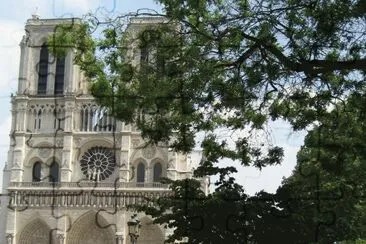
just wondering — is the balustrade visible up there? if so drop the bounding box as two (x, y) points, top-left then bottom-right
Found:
(7, 189), (172, 209)
(8, 181), (169, 189)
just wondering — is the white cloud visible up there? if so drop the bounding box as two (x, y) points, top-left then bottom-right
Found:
(240, 145), (300, 195)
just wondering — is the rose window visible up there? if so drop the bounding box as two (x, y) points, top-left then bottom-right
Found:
(80, 147), (116, 181)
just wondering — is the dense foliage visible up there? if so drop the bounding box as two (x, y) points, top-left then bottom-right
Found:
(50, 0), (365, 242)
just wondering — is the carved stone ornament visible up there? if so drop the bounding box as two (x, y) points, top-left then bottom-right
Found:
(116, 234), (123, 240)
(120, 162), (127, 169)
(27, 139), (34, 147)
(56, 233), (65, 244)
(167, 160), (174, 169)
(116, 234), (124, 244)
(12, 160), (20, 168)
(65, 102), (74, 111)
(38, 148), (51, 158)
(142, 145), (156, 159)
(132, 139), (140, 147)
(56, 139), (63, 147)
(80, 147), (116, 181)
(6, 233), (14, 244)
(116, 138), (122, 147)
(62, 160), (68, 168)
(74, 137), (82, 147)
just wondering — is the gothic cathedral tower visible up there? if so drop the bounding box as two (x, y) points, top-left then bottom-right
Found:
(0, 15), (207, 244)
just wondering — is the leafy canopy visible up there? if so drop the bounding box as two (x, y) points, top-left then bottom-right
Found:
(49, 0), (366, 242)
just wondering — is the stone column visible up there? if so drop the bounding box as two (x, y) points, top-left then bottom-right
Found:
(47, 53), (56, 95)
(10, 136), (26, 183)
(146, 167), (151, 183)
(6, 210), (16, 244)
(56, 233), (65, 244)
(65, 51), (74, 94)
(115, 233), (124, 244)
(61, 100), (74, 182)
(6, 233), (14, 244)
(18, 36), (29, 94)
(120, 135), (130, 182)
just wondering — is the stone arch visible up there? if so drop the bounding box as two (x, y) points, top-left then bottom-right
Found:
(24, 141), (55, 166)
(33, 36), (50, 47)
(23, 155), (43, 168)
(150, 158), (166, 182)
(66, 210), (115, 244)
(32, 161), (42, 182)
(79, 138), (114, 154)
(22, 156), (42, 182)
(131, 158), (147, 183)
(45, 156), (61, 166)
(73, 139), (118, 182)
(127, 216), (165, 244)
(137, 162), (145, 183)
(18, 218), (51, 244)
(153, 161), (163, 182)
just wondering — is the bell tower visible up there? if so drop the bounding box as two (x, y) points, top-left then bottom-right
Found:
(0, 16), (207, 244)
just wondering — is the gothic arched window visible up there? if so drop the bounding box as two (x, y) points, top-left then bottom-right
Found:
(140, 46), (149, 64)
(137, 163), (145, 183)
(37, 43), (48, 95)
(32, 162), (41, 182)
(55, 56), (65, 95)
(153, 162), (162, 182)
(50, 162), (59, 183)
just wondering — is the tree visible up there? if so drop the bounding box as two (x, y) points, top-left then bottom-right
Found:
(270, 92), (366, 243)
(49, 0), (365, 242)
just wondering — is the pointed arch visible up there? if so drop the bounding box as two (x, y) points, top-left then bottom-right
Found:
(38, 43), (48, 95)
(66, 210), (114, 244)
(140, 46), (149, 63)
(18, 218), (51, 244)
(55, 56), (65, 95)
(137, 162), (145, 183)
(32, 162), (41, 182)
(50, 161), (59, 183)
(153, 162), (162, 182)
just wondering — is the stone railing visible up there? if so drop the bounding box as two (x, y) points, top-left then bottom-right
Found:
(8, 181), (169, 189)
(7, 189), (173, 209)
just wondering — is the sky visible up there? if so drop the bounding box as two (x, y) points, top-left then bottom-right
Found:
(0, 0), (306, 195)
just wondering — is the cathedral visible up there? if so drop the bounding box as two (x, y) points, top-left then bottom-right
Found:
(0, 15), (207, 244)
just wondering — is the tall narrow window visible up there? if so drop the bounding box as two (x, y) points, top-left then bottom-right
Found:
(153, 163), (162, 182)
(34, 110), (42, 130)
(156, 50), (165, 74)
(50, 162), (59, 183)
(137, 163), (145, 183)
(140, 47), (149, 64)
(38, 43), (48, 95)
(32, 162), (41, 182)
(55, 57), (65, 95)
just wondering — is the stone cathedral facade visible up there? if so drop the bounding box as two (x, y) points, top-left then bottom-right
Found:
(0, 16), (207, 244)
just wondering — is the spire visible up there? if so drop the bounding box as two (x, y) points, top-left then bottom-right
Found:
(31, 7), (40, 20)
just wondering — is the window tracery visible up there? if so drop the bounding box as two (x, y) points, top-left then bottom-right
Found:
(153, 162), (162, 182)
(32, 162), (41, 182)
(79, 104), (115, 132)
(55, 56), (65, 95)
(50, 162), (59, 183)
(80, 147), (116, 181)
(137, 163), (145, 183)
(37, 43), (48, 95)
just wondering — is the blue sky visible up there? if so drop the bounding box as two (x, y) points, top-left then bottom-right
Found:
(0, 0), (306, 195)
